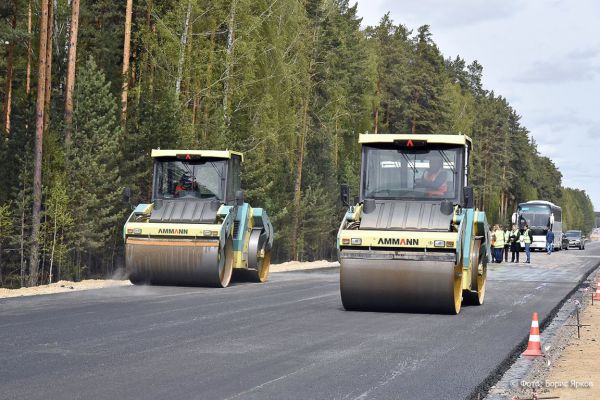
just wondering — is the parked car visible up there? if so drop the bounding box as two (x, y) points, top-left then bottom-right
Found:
(565, 230), (585, 250)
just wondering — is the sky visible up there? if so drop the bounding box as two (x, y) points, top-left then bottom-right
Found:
(354, 0), (600, 210)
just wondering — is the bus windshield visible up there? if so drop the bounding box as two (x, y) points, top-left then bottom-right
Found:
(518, 205), (551, 228)
(153, 159), (226, 200)
(362, 145), (461, 201)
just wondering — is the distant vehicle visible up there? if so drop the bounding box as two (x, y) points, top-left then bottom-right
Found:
(590, 228), (600, 241)
(565, 230), (585, 250)
(515, 200), (563, 251)
(559, 233), (570, 250)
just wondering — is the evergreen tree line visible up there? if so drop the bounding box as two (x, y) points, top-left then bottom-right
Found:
(0, 0), (595, 288)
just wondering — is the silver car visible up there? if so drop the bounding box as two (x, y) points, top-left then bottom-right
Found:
(565, 230), (585, 250)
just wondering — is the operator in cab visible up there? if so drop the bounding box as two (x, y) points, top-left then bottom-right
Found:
(418, 156), (448, 197)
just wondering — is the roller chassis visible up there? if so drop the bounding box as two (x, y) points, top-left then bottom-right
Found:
(337, 134), (491, 314)
(123, 149), (274, 287)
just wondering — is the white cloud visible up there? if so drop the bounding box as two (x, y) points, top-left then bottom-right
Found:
(378, 0), (523, 29)
(354, 0), (600, 209)
(514, 59), (600, 84)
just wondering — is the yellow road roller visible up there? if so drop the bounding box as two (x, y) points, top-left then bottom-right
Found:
(337, 134), (491, 314)
(123, 150), (273, 287)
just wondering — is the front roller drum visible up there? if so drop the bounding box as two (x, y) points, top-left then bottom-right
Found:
(126, 237), (233, 287)
(340, 258), (462, 314)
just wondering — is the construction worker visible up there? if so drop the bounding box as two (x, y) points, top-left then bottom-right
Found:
(522, 224), (533, 263)
(493, 224), (505, 263)
(509, 224), (520, 263)
(504, 226), (510, 262)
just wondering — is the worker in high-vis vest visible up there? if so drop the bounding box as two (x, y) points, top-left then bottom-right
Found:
(522, 224), (533, 263)
(493, 225), (505, 263)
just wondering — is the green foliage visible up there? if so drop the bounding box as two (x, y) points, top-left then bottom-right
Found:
(561, 188), (595, 235)
(66, 57), (124, 270)
(0, 0), (596, 284)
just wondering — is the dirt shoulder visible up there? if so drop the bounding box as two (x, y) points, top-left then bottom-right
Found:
(542, 294), (600, 399)
(269, 259), (337, 273)
(0, 260), (338, 299)
(0, 279), (132, 299)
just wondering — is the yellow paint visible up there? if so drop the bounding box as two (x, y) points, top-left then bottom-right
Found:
(151, 149), (244, 161)
(350, 204), (363, 220)
(338, 230), (458, 248)
(136, 203), (154, 214)
(358, 133), (471, 146)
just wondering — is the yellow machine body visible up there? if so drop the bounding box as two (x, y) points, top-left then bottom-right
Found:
(337, 134), (490, 314)
(123, 150), (273, 287)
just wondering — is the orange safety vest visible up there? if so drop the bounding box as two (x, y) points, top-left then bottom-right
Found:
(424, 171), (448, 196)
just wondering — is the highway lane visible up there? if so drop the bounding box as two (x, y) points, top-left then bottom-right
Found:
(1, 242), (599, 400)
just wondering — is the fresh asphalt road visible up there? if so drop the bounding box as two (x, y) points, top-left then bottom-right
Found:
(2, 243), (600, 400)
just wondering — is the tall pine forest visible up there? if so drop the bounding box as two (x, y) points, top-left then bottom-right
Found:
(0, 0), (595, 287)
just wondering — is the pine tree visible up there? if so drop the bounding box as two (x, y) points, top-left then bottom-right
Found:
(66, 57), (123, 274)
(405, 25), (448, 134)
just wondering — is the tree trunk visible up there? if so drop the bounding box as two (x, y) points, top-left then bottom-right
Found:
(121, 0), (133, 126)
(290, 97), (309, 261)
(43, 0), (54, 131)
(373, 79), (380, 134)
(29, 0), (50, 287)
(49, 210), (57, 284)
(2, 2), (16, 136)
(202, 24), (216, 140)
(0, 240), (3, 287)
(175, 0), (192, 96)
(64, 0), (80, 146)
(223, 0), (237, 128)
(20, 195), (26, 287)
(26, 0), (32, 95)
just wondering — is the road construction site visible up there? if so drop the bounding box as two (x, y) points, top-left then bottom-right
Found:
(1, 242), (598, 400)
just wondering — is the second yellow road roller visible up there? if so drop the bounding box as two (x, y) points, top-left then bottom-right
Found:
(337, 134), (491, 314)
(123, 149), (273, 287)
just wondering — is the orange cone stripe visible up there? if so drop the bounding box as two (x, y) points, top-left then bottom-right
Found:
(523, 312), (543, 357)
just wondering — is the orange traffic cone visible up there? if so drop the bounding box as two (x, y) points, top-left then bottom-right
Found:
(594, 279), (600, 301)
(522, 312), (543, 357)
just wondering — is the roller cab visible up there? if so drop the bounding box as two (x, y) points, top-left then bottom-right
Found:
(124, 150), (273, 287)
(337, 134), (490, 314)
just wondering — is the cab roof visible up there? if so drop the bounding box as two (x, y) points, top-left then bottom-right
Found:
(359, 133), (472, 146)
(151, 149), (244, 161)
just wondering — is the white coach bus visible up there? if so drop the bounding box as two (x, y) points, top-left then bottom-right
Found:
(514, 200), (563, 251)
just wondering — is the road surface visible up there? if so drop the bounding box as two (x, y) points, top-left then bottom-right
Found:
(1, 243), (599, 400)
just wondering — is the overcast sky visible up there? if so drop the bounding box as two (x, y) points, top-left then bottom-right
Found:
(355, 0), (600, 210)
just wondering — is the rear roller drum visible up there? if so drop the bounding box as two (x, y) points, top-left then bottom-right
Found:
(216, 235), (234, 288)
(246, 230), (271, 283)
(463, 240), (486, 306)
